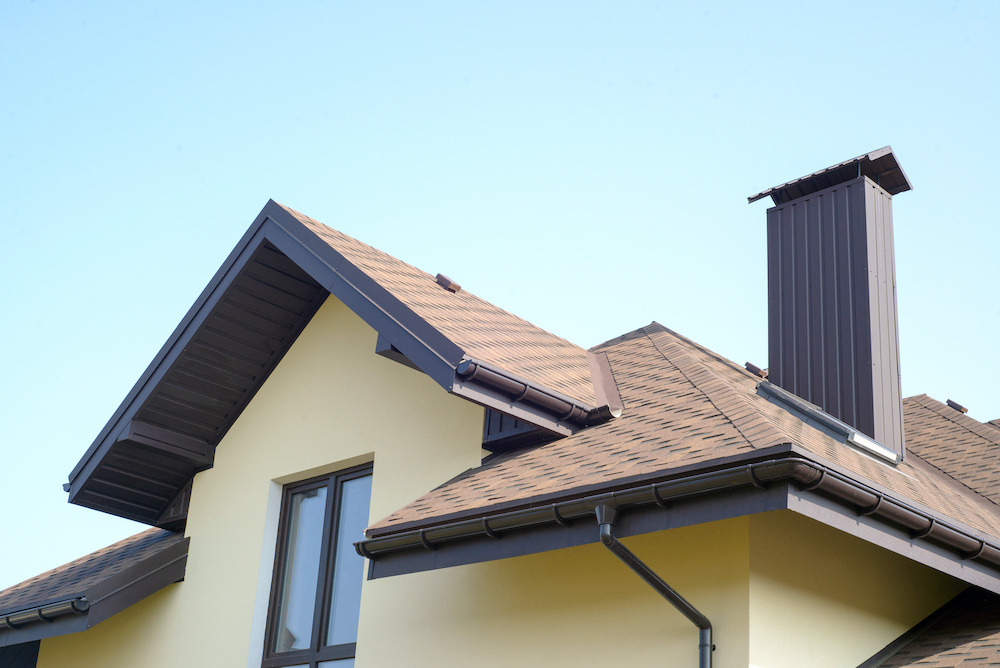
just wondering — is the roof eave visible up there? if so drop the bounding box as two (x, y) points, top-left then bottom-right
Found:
(357, 453), (1000, 594)
(0, 536), (188, 648)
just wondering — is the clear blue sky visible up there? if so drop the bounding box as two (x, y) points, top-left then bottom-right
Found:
(1, 1), (997, 590)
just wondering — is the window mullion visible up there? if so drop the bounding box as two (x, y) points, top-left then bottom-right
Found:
(309, 477), (338, 654)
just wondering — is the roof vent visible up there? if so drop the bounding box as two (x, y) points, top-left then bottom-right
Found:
(946, 399), (969, 414)
(435, 273), (461, 293)
(745, 362), (768, 379)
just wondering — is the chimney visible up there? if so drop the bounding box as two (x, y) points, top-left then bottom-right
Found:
(748, 147), (912, 458)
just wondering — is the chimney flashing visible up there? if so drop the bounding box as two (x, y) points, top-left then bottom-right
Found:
(757, 381), (899, 465)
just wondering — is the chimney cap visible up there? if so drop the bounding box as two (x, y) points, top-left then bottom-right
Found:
(748, 146), (913, 206)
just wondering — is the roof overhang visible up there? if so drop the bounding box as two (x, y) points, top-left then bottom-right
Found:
(748, 146), (912, 205)
(67, 201), (613, 526)
(0, 536), (188, 648)
(357, 451), (1000, 595)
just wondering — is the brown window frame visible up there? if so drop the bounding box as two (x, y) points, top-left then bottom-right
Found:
(262, 463), (373, 668)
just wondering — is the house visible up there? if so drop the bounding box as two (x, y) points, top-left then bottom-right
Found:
(2, 148), (1000, 667)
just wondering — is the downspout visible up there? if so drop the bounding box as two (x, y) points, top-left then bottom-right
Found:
(595, 504), (713, 668)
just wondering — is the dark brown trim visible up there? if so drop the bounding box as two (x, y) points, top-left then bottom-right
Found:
(116, 419), (214, 470)
(589, 351), (624, 417)
(367, 444), (799, 538)
(358, 454), (1000, 594)
(748, 146), (912, 205)
(0, 537), (188, 648)
(67, 200), (607, 525)
(263, 464), (372, 667)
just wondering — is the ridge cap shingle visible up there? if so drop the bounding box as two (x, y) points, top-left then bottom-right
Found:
(908, 394), (1000, 446)
(640, 325), (790, 450)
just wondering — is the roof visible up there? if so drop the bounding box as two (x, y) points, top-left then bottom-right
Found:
(360, 324), (1000, 591)
(66, 201), (614, 527)
(0, 528), (187, 647)
(367, 324), (1000, 538)
(285, 207), (597, 405)
(747, 146), (912, 205)
(904, 395), (1000, 505)
(862, 588), (1000, 667)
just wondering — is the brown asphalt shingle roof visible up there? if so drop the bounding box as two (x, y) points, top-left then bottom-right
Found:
(873, 588), (1000, 667)
(368, 323), (1000, 540)
(282, 205), (597, 406)
(905, 395), (1000, 506)
(0, 528), (183, 616)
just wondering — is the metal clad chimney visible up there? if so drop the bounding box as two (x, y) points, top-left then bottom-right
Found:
(748, 148), (912, 458)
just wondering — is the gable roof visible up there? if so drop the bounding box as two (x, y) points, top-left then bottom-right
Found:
(0, 529), (187, 648)
(65, 201), (616, 527)
(359, 323), (1000, 592)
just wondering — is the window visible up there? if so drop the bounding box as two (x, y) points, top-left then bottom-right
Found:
(263, 465), (373, 668)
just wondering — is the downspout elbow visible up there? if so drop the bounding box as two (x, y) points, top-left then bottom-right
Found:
(594, 504), (713, 667)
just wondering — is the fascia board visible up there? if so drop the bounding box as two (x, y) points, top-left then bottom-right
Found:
(0, 537), (188, 647)
(788, 490), (1000, 596)
(84, 537), (189, 628)
(0, 613), (89, 648)
(67, 206), (277, 492)
(68, 200), (468, 505)
(264, 209), (599, 434)
(369, 483), (790, 578)
(260, 208), (465, 390)
(361, 452), (1000, 595)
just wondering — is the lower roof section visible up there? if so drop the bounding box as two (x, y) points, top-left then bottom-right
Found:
(861, 587), (1000, 666)
(359, 453), (1000, 595)
(0, 529), (187, 648)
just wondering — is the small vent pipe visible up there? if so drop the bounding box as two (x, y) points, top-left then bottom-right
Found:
(595, 504), (713, 667)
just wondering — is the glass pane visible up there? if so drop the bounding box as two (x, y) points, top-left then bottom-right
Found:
(325, 475), (372, 646)
(273, 485), (328, 653)
(319, 661), (355, 667)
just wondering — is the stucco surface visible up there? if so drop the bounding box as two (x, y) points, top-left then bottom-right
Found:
(37, 296), (484, 668)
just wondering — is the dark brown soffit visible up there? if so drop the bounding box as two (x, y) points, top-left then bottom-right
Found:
(66, 201), (612, 526)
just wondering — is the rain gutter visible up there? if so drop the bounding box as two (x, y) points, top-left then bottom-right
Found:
(0, 598), (89, 631)
(356, 456), (1000, 573)
(454, 358), (621, 428)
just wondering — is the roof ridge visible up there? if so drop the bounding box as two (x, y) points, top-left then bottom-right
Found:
(640, 325), (789, 450)
(910, 394), (1000, 446)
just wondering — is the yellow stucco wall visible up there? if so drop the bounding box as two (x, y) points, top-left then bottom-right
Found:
(748, 511), (965, 668)
(37, 296), (485, 667)
(34, 297), (966, 668)
(357, 517), (752, 668)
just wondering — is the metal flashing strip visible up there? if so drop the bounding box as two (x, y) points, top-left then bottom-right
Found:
(356, 456), (1000, 586)
(757, 381), (899, 464)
